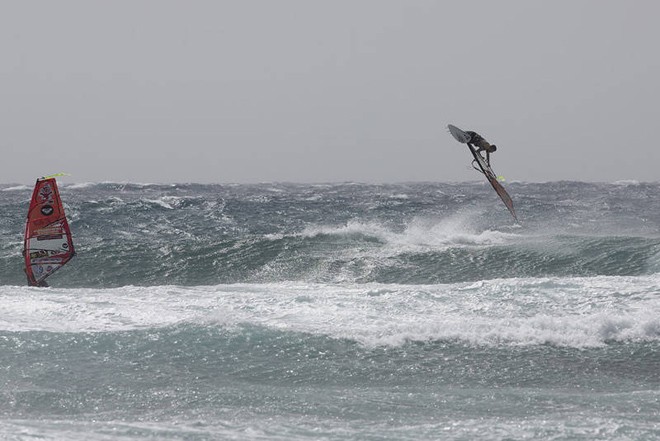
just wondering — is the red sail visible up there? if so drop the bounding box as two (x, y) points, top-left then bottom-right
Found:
(23, 178), (75, 286)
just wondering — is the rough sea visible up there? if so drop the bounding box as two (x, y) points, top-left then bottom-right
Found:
(0, 181), (658, 440)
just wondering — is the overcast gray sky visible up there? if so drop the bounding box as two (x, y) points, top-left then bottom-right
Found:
(1, 0), (659, 184)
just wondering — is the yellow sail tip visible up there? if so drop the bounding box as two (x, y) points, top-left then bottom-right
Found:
(39, 173), (71, 180)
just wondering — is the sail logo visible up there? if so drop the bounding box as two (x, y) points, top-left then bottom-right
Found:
(30, 250), (59, 259)
(38, 184), (54, 203)
(35, 222), (64, 236)
(41, 205), (54, 216)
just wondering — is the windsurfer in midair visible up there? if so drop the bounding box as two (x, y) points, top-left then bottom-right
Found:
(465, 131), (497, 165)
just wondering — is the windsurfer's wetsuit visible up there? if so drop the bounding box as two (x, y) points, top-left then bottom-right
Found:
(465, 131), (496, 153)
(465, 131), (497, 165)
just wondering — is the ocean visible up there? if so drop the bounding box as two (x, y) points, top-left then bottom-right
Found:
(0, 181), (658, 440)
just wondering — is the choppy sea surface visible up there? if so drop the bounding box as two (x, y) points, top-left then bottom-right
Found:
(1, 181), (659, 440)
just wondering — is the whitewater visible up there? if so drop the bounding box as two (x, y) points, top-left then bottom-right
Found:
(1, 181), (658, 440)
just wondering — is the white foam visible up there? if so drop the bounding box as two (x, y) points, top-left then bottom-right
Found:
(1, 185), (30, 192)
(300, 221), (392, 241)
(144, 198), (174, 209)
(141, 195), (196, 210)
(612, 180), (641, 186)
(64, 182), (96, 189)
(1, 275), (658, 348)
(299, 215), (520, 251)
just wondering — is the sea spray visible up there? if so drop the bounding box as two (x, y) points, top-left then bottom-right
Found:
(1, 182), (659, 440)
